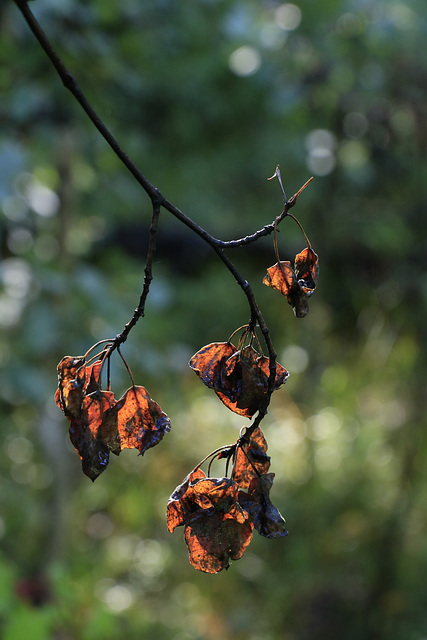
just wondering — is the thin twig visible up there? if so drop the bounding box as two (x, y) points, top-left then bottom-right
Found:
(268, 165), (287, 202)
(114, 200), (161, 347)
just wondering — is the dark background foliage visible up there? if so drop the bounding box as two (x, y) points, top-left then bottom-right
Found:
(1, 0), (427, 638)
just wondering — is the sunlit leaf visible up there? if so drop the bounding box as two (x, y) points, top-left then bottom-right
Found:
(55, 356), (86, 418)
(263, 247), (319, 318)
(167, 473), (254, 573)
(295, 247), (319, 295)
(185, 510), (253, 573)
(189, 342), (237, 388)
(189, 343), (288, 418)
(167, 468), (207, 532)
(114, 385), (171, 454)
(68, 385), (171, 480)
(233, 426), (271, 489)
(221, 347), (289, 417)
(56, 353), (171, 480)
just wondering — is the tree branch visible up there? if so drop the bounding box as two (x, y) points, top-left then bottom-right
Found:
(13, 0), (311, 421)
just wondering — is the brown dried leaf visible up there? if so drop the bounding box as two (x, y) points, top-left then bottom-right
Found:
(221, 347), (289, 417)
(69, 390), (116, 481)
(114, 385), (171, 454)
(167, 468), (207, 532)
(295, 246), (319, 295)
(167, 474), (254, 573)
(221, 348), (268, 417)
(56, 353), (171, 480)
(185, 511), (253, 574)
(189, 477), (248, 522)
(240, 473), (288, 539)
(263, 260), (296, 297)
(75, 385), (171, 479)
(190, 343), (288, 418)
(55, 356), (86, 418)
(189, 342), (237, 388)
(263, 247), (319, 318)
(233, 426), (271, 489)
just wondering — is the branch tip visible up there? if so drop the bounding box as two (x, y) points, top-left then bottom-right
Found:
(288, 176), (314, 206)
(267, 165), (280, 181)
(268, 165), (287, 203)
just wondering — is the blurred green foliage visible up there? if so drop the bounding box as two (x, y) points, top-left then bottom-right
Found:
(1, 0), (427, 638)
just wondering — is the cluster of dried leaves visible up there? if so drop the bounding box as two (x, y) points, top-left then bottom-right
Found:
(55, 354), (170, 481)
(167, 427), (287, 573)
(162, 332), (289, 572)
(167, 221), (319, 571)
(55, 189), (319, 573)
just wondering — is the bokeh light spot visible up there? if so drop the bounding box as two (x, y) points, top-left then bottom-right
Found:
(86, 512), (114, 540)
(102, 583), (134, 612)
(6, 435), (34, 464)
(1, 258), (34, 300)
(305, 129), (337, 176)
(343, 112), (369, 139)
(229, 46), (261, 76)
(338, 140), (369, 169)
(18, 173), (60, 217)
(7, 227), (33, 255)
(281, 344), (309, 374)
(275, 4), (302, 31)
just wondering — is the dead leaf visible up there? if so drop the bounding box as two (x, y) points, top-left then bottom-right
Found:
(189, 343), (288, 418)
(167, 473), (253, 573)
(263, 247), (319, 318)
(185, 510), (253, 573)
(56, 355), (171, 480)
(114, 385), (171, 454)
(233, 426), (271, 490)
(167, 468), (207, 532)
(240, 473), (288, 539)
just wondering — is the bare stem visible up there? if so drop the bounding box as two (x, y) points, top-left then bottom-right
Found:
(268, 165), (287, 203)
(113, 201), (161, 348)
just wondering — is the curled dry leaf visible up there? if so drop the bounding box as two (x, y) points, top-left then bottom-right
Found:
(55, 356), (86, 418)
(263, 247), (319, 318)
(168, 432), (287, 573)
(70, 390), (116, 480)
(167, 471), (253, 573)
(189, 342), (288, 418)
(239, 473), (288, 539)
(166, 468), (207, 533)
(184, 510), (253, 574)
(233, 426), (271, 490)
(56, 356), (171, 480)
